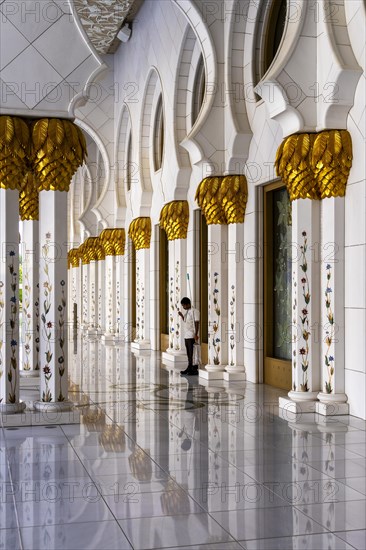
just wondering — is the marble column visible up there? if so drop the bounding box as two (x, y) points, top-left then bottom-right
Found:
(122, 239), (133, 343)
(87, 259), (98, 334)
(131, 248), (151, 350)
(20, 219), (40, 377)
(97, 257), (105, 333)
(200, 225), (229, 381)
(102, 254), (116, 342)
(279, 199), (321, 415)
(115, 254), (124, 343)
(34, 190), (72, 412)
(162, 239), (188, 365)
(224, 223), (245, 381)
(80, 260), (89, 331)
(0, 189), (26, 413)
(317, 197), (348, 414)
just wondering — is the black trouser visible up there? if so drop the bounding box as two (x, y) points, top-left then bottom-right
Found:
(185, 338), (195, 367)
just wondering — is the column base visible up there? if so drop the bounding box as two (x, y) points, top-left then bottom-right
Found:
(223, 367), (246, 381)
(34, 400), (74, 412)
(162, 350), (187, 365)
(87, 327), (99, 335)
(317, 391), (348, 403)
(1, 406), (80, 427)
(102, 333), (116, 343)
(279, 397), (317, 420)
(288, 390), (319, 402)
(131, 340), (151, 350)
(20, 370), (40, 378)
(316, 401), (349, 416)
(199, 367), (225, 381)
(0, 401), (26, 415)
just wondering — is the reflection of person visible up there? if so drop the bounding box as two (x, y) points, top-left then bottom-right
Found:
(178, 297), (200, 376)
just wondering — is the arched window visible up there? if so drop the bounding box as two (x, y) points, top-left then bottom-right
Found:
(153, 95), (164, 171)
(255, 0), (288, 88)
(126, 132), (132, 191)
(192, 54), (206, 126)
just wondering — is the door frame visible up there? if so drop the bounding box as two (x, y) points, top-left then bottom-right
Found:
(263, 180), (292, 390)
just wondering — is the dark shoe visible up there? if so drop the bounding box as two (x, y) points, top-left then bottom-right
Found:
(180, 366), (191, 375)
(190, 366), (199, 376)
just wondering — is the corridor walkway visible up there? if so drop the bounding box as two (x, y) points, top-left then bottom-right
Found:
(1, 338), (365, 549)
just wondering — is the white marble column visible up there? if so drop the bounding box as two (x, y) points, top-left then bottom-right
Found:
(317, 197), (348, 414)
(20, 220), (40, 377)
(80, 261), (89, 330)
(69, 258), (81, 333)
(200, 225), (229, 381)
(35, 190), (72, 412)
(131, 248), (151, 350)
(97, 258), (105, 334)
(114, 253), (125, 343)
(87, 259), (98, 334)
(122, 239), (133, 343)
(280, 199), (321, 415)
(102, 254), (116, 342)
(162, 238), (188, 365)
(224, 223), (245, 381)
(0, 189), (26, 413)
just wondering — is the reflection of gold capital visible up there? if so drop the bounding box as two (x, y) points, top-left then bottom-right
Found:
(82, 406), (106, 432)
(160, 478), (191, 516)
(195, 175), (248, 224)
(159, 200), (189, 240)
(128, 217), (151, 250)
(275, 130), (352, 201)
(128, 448), (152, 481)
(99, 424), (126, 453)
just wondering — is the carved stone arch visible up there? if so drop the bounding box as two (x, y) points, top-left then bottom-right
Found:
(140, 67), (162, 193)
(115, 104), (133, 209)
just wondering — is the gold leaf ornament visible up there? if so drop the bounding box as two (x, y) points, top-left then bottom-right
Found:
(128, 217), (151, 250)
(195, 176), (248, 224)
(275, 130), (352, 201)
(112, 229), (126, 255)
(159, 200), (189, 240)
(67, 249), (80, 269)
(0, 116), (30, 190)
(99, 229), (116, 256)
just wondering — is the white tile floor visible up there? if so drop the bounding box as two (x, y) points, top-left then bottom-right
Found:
(1, 339), (366, 549)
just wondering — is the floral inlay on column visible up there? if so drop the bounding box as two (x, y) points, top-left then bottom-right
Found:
(116, 280), (120, 334)
(169, 276), (174, 349)
(8, 250), (18, 403)
(174, 261), (181, 351)
(229, 285), (236, 367)
(292, 272), (297, 390)
(83, 276), (88, 325)
(298, 231), (310, 392)
(22, 263), (32, 371)
(90, 281), (96, 326)
(136, 266), (140, 340)
(57, 280), (66, 401)
(0, 280), (4, 401)
(211, 272), (221, 365)
(107, 267), (112, 331)
(324, 264), (334, 394)
(41, 237), (53, 402)
(35, 284), (40, 370)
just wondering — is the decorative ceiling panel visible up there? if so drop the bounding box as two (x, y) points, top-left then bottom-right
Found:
(73, 0), (136, 54)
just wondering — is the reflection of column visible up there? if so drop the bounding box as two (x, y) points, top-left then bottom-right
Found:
(224, 223), (245, 381)
(20, 219), (40, 377)
(35, 190), (72, 412)
(280, 200), (321, 414)
(317, 198), (348, 414)
(0, 189), (26, 414)
(131, 249), (150, 350)
(200, 225), (228, 380)
(162, 240), (187, 365)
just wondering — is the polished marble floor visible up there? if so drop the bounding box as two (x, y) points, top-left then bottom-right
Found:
(1, 338), (366, 549)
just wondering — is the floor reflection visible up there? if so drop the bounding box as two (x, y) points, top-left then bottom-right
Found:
(0, 337), (365, 549)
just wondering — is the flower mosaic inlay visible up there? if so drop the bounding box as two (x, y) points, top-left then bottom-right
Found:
(324, 264), (335, 394)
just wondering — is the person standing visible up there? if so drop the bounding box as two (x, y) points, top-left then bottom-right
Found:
(178, 297), (200, 376)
